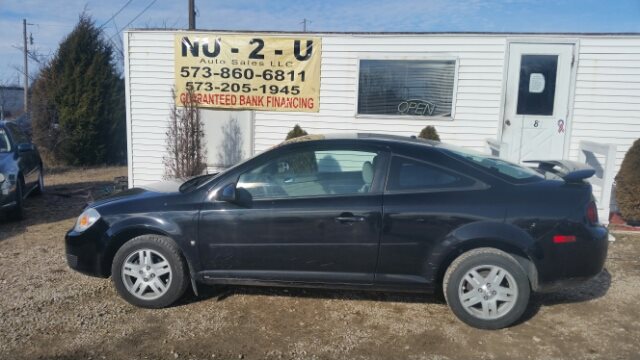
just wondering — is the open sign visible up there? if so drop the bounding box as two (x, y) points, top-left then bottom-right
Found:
(397, 99), (436, 116)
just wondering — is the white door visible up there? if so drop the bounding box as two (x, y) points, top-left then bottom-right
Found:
(501, 43), (574, 162)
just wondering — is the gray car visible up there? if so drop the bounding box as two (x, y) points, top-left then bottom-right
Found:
(0, 121), (44, 220)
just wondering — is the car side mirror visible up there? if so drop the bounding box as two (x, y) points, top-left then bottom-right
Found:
(217, 183), (253, 206)
(218, 183), (237, 202)
(17, 143), (34, 153)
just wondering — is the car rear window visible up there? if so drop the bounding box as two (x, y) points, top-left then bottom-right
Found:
(438, 144), (544, 182)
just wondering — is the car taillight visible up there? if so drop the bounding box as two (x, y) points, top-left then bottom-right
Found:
(553, 235), (577, 244)
(586, 201), (598, 225)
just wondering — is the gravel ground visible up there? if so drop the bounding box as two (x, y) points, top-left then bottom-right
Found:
(1, 167), (639, 360)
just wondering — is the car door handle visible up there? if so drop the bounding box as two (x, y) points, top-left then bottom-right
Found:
(335, 213), (365, 223)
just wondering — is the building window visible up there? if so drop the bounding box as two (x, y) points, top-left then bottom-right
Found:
(516, 55), (558, 116)
(358, 59), (456, 117)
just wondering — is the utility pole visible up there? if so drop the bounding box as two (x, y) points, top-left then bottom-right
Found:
(188, 0), (196, 30)
(300, 18), (311, 32)
(22, 18), (28, 114)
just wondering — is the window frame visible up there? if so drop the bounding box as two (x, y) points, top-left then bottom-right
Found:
(355, 55), (459, 121)
(223, 142), (390, 202)
(383, 154), (487, 195)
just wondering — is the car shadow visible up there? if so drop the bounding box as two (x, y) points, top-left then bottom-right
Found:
(176, 282), (446, 307)
(516, 268), (612, 325)
(0, 180), (114, 241)
(176, 269), (611, 323)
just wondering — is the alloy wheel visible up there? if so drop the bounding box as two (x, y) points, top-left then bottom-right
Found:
(458, 264), (518, 320)
(121, 249), (173, 300)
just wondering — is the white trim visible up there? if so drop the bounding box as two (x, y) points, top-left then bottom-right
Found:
(563, 40), (580, 160)
(128, 29), (640, 40)
(353, 55), (459, 120)
(123, 31), (134, 188)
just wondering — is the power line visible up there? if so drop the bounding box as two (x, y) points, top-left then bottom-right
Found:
(108, 0), (158, 42)
(99, 0), (135, 29)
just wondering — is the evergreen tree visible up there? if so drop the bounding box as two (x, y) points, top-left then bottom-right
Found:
(31, 14), (125, 165)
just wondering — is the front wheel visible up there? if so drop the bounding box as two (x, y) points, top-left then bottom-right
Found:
(112, 235), (189, 308)
(443, 248), (530, 329)
(7, 178), (24, 221)
(32, 167), (44, 196)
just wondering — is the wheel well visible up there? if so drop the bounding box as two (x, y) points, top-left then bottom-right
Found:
(100, 228), (172, 276)
(436, 238), (538, 290)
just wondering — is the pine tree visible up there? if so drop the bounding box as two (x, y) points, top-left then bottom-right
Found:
(31, 14), (125, 165)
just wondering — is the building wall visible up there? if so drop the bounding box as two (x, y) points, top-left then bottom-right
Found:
(125, 30), (640, 187)
(571, 38), (640, 170)
(251, 35), (506, 156)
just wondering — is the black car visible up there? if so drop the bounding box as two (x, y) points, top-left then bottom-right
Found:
(65, 134), (608, 329)
(0, 120), (44, 220)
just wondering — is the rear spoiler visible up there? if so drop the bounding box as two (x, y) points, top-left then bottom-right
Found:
(523, 160), (595, 182)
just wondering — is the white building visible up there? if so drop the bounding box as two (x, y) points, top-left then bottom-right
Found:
(124, 30), (640, 220)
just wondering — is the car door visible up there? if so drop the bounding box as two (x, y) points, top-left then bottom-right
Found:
(197, 143), (387, 284)
(377, 154), (502, 288)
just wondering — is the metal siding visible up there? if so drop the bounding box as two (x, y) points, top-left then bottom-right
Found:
(125, 31), (640, 185)
(253, 35), (506, 155)
(571, 38), (640, 170)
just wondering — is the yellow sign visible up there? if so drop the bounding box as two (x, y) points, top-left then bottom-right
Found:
(174, 33), (321, 112)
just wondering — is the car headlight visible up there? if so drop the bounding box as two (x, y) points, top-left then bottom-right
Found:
(74, 208), (101, 232)
(0, 173), (5, 183)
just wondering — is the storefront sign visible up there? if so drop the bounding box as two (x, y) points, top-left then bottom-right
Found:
(174, 33), (321, 112)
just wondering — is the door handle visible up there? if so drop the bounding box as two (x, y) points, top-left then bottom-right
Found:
(504, 119), (511, 126)
(335, 213), (365, 223)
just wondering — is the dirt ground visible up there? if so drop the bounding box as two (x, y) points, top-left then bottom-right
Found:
(0, 167), (639, 360)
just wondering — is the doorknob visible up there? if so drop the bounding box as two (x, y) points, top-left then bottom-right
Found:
(335, 213), (365, 223)
(504, 119), (511, 126)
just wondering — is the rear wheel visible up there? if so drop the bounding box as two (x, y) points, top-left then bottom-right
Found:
(112, 235), (189, 308)
(443, 248), (530, 329)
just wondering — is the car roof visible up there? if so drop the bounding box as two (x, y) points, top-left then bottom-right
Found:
(280, 132), (439, 148)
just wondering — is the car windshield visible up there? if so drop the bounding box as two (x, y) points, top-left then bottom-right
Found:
(0, 128), (11, 152)
(438, 143), (543, 182)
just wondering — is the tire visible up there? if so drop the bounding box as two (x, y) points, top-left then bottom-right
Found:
(32, 167), (44, 196)
(111, 234), (189, 308)
(7, 178), (25, 221)
(443, 248), (530, 330)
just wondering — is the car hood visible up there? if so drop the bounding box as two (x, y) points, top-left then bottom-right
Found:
(88, 180), (183, 209)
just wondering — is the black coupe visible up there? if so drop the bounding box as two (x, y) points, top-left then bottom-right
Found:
(65, 134), (608, 329)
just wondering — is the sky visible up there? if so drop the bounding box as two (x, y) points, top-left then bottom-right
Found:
(1, 0), (639, 83)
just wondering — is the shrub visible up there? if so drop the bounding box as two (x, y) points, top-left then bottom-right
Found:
(163, 88), (207, 179)
(418, 125), (440, 141)
(616, 138), (640, 223)
(286, 124), (308, 140)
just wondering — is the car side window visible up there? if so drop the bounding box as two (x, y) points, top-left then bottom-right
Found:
(386, 156), (476, 191)
(237, 148), (381, 199)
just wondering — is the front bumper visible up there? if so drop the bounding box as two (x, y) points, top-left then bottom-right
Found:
(65, 222), (110, 278)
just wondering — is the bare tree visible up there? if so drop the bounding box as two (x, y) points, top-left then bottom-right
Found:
(217, 116), (244, 168)
(164, 88), (207, 179)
